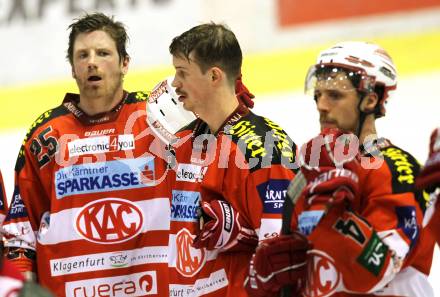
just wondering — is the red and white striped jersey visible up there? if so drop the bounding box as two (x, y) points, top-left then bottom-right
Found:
(168, 104), (297, 297)
(2, 92), (172, 297)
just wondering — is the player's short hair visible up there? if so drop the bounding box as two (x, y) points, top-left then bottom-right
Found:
(169, 23), (242, 86)
(66, 12), (130, 65)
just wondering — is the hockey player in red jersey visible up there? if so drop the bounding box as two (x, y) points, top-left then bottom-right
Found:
(1, 13), (171, 296)
(246, 41), (435, 296)
(416, 128), (440, 244)
(148, 23), (298, 296)
(0, 170), (7, 225)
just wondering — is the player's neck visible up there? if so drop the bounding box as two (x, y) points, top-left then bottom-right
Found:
(78, 88), (124, 116)
(201, 92), (239, 134)
(358, 116), (377, 145)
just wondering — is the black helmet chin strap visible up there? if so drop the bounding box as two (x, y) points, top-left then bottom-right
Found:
(356, 94), (375, 139)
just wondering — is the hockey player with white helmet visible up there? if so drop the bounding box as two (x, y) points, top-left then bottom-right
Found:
(246, 41), (435, 297)
(304, 41), (397, 130)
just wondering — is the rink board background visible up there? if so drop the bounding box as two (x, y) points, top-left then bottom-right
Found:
(0, 71), (439, 294)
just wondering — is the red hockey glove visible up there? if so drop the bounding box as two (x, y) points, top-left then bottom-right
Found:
(4, 247), (37, 281)
(300, 128), (361, 209)
(192, 200), (258, 252)
(0, 260), (25, 295)
(235, 74), (255, 109)
(416, 128), (440, 192)
(245, 232), (312, 297)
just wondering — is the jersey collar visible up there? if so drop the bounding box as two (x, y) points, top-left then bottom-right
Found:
(62, 91), (128, 125)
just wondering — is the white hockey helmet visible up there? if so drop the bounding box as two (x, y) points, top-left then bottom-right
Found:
(146, 77), (197, 146)
(305, 41), (397, 117)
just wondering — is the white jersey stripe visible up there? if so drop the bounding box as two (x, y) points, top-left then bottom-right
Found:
(38, 197), (170, 245)
(50, 246), (168, 277)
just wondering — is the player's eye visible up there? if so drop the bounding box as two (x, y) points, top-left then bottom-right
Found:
(77, 52), (88, 59)
(327, 90), (343, 100)
(313, 91), (321, 102)
(177, 70), (186, 79)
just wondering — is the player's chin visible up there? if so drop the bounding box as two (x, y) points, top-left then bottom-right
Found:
(182, 101), (193, 112)
(320, 122), (338, 130)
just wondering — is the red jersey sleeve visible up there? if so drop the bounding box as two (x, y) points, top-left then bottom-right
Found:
(2, 109), (63, 275)
(3, 111), (60, 248)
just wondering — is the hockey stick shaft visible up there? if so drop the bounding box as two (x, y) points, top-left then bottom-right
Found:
(280, 171), (307, 297)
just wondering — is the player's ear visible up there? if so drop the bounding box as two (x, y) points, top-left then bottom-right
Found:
(71, 67), (76, 79)
(360, 92), (378, 113)
(121, 56), (130, 75)
(210, 67), (223, 85)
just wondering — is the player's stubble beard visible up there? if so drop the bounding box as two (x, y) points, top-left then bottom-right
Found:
(75, 70), (124, 102)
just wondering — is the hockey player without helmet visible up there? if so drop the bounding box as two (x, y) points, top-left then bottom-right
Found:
(305, 41), (397, 117)
(146, 77), (197, 146)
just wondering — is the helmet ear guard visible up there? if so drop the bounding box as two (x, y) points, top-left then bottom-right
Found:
(146, 77), (197, 146)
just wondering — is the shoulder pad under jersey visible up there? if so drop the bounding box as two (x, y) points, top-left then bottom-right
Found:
(15, 105), (68, 173)
(225, 112), (297, 172)
(380, 145), (428, 212)
(125, 91), (149, 103)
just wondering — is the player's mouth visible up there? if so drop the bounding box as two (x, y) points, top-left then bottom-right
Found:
(87, 75), (102, 84)
(320, 120), (338, 129)
(176, 90), (187, 102)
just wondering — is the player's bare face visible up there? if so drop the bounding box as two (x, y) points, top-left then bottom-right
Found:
(71, 30), (128, 100)
(315, 73), (360, 133)
(171, 53), (211, 114)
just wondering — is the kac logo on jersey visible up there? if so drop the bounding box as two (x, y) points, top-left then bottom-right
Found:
(55, 157), (155, 199)
(304, 250), (341, 297)
(75, 198), (144, 244)
(176, 228), (206, 277)
(257, 179), (290, 214)
(171, 190), (200, 222)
